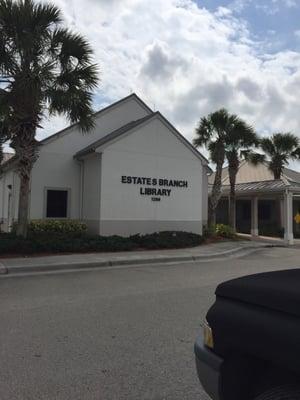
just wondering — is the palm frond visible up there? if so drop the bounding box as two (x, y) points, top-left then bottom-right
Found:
(193, 116), (212, 147)
(260, 137), (275, 155)
(291, 147), (300, 160)
(51, 28), (94, 66)
(244, 152), (266, 165)
(272, 132), (299, 153)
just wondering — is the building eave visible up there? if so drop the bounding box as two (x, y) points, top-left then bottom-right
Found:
(39, 93), (153, 146)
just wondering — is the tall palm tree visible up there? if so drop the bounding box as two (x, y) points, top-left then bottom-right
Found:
(249, 133), (300, 180)
(194, 109), (253, 227)
(0, 0), (99, 237)
(225, 121), (258, 230)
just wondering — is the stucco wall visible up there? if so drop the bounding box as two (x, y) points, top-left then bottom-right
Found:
(99, 117), (204, 236)
(0, 170), (19, 231)
(82, 154), (102, 234)
(202, 167), (208, 226)
(2, 96), (208, 236)
(29, 96), (150, 220)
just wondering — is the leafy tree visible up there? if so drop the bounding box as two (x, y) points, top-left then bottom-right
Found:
(0, 0), (99, 236)
(194, 109), (256, 228)
(194, 109), (251, 226)
(248, 133), (300, 180)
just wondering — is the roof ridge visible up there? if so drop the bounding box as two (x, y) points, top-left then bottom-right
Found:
(74, 111), (210, 167)
(39, 93), (153, 145)
(74, 112), (157, 158)
(221, 178), (285, 186)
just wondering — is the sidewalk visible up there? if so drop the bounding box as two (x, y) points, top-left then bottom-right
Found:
(0, 240), (275, 276)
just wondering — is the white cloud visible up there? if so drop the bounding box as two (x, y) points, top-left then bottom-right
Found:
(34, 0), (300, 170)
(283, 0), (297, 8)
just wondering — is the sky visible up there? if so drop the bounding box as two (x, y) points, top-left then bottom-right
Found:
(16, 0), (300, 169)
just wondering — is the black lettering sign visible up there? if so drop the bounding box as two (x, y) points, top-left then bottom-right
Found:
(122, 175), (188, 200)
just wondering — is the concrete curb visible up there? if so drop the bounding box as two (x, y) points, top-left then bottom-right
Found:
(0, 244), (272, 276)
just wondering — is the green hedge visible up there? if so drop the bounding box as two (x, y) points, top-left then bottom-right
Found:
(28, 219), (87, 234)
(0, 231), (204, 255)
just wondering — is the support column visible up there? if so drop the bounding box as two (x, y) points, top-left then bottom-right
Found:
(284, 191), (294, 245)
(280, 197), (284, 229)
(251, 197), (258, 237)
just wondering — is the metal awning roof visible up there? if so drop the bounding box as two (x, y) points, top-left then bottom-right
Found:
(209, 179), (300, 195)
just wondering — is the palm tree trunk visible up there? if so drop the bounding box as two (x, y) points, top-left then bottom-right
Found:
(208, 156), (224, 227)
(16, 172), (31, 237)
(274, 169), (281, 180)
(11, 127), (38, 238)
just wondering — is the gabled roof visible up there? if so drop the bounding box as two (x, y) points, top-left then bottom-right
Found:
(40, 93), (153, 145)
(0, 93), (153, 170)
(75, 113), (155, 158)
(74, 111), (210, 167)
(209, 160), (300, 185)
(1, 94), (210, 171)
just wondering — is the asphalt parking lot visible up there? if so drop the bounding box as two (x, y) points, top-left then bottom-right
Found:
(1, 246), (300, 400)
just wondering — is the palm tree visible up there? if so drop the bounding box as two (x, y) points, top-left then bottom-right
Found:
(248, 133), (300, 180)
(0, 0), (99, 237)
(194, 109), (253, 227)
(225, 121), (258, 230)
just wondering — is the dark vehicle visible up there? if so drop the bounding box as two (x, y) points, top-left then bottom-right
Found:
(194, 269), (300, 400)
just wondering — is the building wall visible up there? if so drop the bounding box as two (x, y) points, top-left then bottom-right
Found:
(29, 96), (150, 221)
(0, 170), (19, 231)
(202, 168), (208, 226)
(1, 98), (208, 236)
(99, 117), (205, 236)
(82, 154), (102, 234)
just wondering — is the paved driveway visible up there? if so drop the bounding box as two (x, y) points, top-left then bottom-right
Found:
(0, 247), (300, 400)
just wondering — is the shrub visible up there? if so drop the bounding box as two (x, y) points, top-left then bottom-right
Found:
(0, 230), (204, 255)
(130, 231), (204, 249)
(28, 219), (87, 234)
(204, 224), (237, 239)
(214, 224), (236, 238)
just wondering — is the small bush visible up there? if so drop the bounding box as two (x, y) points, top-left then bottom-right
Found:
(28, 219), (87, 234)
(214, 224), (236, 239)
(204, 224), (237, 239)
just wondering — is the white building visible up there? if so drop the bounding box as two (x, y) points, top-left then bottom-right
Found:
(0, 94), (210, 236)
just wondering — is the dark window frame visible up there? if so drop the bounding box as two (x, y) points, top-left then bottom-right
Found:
(44, 187), (71, 219)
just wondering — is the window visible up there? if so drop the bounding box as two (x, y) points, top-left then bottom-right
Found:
(46, 189), (69, 218)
